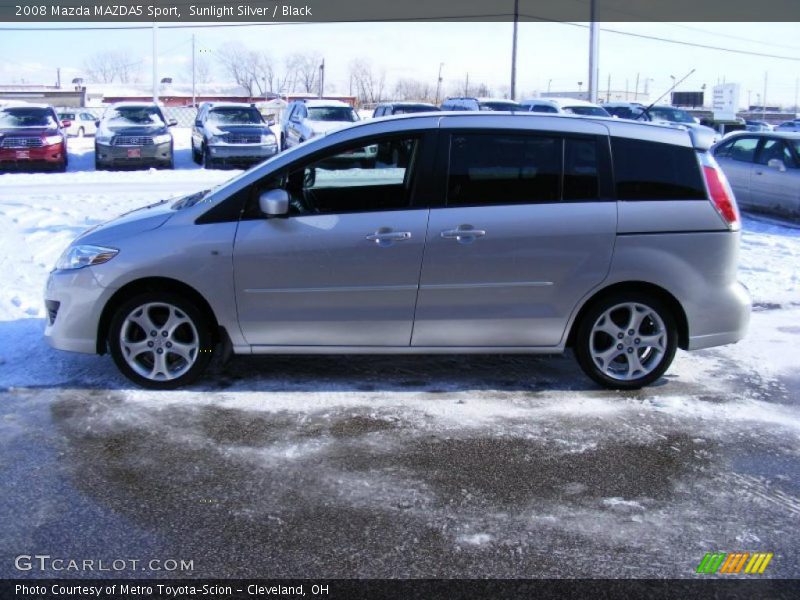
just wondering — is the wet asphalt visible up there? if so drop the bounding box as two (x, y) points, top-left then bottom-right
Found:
(1, 341), (799, 580)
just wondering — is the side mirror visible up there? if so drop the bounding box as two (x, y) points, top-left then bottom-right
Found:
(267, 117), (276, 126)
(767, 158), (787, 172)
(168, 119), (178, 127)
(290, 115), (301, 123)
(194, 119), (202, 128)
(258, 189), (289, 217)
(61, 120), (72, 128)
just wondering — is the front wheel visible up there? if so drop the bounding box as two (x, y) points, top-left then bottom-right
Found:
(108, 293), (214, 389)
(574, 292), (677, 390)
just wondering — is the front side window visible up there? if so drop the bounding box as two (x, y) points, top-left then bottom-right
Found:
(563, 106), (610, 117)
(757, 139), (796, 168)
(478, 101), (520, 111)
(447, 133), (562, 206)
(611, 137), (706, 200)
(252, 136), (420, 216)
(529, 104), (558, 114)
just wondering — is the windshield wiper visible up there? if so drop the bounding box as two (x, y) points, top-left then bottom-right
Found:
(171, 189), (210, 210)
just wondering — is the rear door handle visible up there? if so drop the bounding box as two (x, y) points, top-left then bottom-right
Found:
(441, 225), (486, 242)
(366, 229), (412, 245)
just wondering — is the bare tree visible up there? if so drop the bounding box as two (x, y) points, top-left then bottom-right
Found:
(216, 42), (291, 97)
(286, 52), (322, 93)
(349, 58), (385, 104)
(84, 50), (137, 84)
(393, 78), (435, 103)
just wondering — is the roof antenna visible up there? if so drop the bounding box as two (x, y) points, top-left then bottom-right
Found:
(637, 68), (696, 121)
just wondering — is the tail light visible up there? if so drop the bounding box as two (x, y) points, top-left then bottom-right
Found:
(703, 164), (740, 231)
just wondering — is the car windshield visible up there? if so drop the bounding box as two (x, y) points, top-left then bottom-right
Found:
(393, 105), (438, 114)
(563, 106), (610, 117)
(105, 106), (165, 126)
(649, 107), (695, 123)
(478, 101), (521, 111)
(59, 113), (76, 120)
(207, 108), (263, 125)
(0, 107), (57, 128)
(307, 107), (358, 122)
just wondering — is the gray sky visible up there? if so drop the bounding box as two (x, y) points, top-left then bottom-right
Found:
(0, 21), (798, 107)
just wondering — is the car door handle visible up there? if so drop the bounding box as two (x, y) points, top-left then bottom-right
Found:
(441, 226), (486, 242)
(365, 230), (412, 244)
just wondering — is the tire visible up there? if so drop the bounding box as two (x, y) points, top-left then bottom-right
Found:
(192, 142), (202, 164)
(280, 133), (285, 151)
(574, 291), (678, 390)
(203, 146), (216, 169)
(77, 127), (85, 138)
(108, 292), (214, 389)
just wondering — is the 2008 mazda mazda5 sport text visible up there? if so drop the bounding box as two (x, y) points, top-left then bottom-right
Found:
(44, 112), (751, 390)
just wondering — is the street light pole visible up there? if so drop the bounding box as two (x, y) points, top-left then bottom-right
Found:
(510, 0), (519, 100)
(588, 0), (599, 103)
(191, 34), (196, 108)
(152, 22), (158, 102)
(435, 63), (444, 104)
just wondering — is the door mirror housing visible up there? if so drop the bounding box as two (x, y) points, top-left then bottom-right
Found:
(259, 189), (290, 217)
(167, 118), (179, 127)
(194, 119), (202, 128)
(767, 158), (786, 172)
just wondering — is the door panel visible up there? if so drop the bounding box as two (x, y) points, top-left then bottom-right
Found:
(717, 157), (751, 205)
(234, 210), (429, 346)
(412, 203), (616, 347)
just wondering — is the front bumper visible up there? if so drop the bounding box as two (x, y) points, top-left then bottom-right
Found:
(208, 143), (278, 164)
(96, 141), (172, 167)
(0, 143), (66, 169)
(44, 267), (117, 355)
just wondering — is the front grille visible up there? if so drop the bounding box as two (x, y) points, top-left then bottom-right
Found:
(1, 137), (44, 148)
(45, 300), (60, 325)
(113, 136), (154, 146)
(226, 134), (261, 144)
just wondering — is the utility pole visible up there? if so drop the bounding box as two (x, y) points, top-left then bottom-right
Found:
(191, 34), (196, 108)
(152, 23), (158, 102)
(762, 71), (767, 120)
(56, 67), (61, 88)
(606, 73), (611, 102)
(435, 63), (444, 104)
(634, 72), (640, 101)
(588, 0), (599, 103)
(465, 72), (469, 96)
(318, 58), (325, 98)
(510, 0), (519, 100)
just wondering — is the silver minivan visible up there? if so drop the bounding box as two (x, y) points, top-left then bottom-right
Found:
(44, 113), (750, 390)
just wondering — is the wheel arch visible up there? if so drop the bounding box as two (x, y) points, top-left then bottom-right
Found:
(566, 281), (689, 350)
(96, 277), (221, 354)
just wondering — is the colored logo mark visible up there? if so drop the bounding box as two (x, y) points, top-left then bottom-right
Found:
(696, 552), (773, 574)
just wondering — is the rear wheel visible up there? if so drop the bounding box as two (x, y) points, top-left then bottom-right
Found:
(574, 292), (678, 390)
(108, 293), (214, 389)
(77, 127), (85, 138)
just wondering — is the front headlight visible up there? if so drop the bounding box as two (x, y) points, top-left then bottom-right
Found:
(55, 245), (119, 271)
(95, 134), (113, 145)
(207, 134), (225, 145)
(152, 133), (172, 145)
(261, 133), (277, 145)
(43, 135), (63, 146)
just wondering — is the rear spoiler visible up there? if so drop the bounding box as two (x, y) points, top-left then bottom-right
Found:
(688, 127), (716, 151)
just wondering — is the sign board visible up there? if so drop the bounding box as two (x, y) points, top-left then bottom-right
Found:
(672, 91), (704, 107)
(712, 83), (740, 120)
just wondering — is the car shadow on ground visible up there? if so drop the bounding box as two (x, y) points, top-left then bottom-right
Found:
(0, 317), (681, 395)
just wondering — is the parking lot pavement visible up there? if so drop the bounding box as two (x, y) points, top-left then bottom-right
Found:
(1, 307), (799, 578)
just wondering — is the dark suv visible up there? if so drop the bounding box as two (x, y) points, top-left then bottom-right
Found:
(0, 104), (69, 171)
(372, 102), (440, 118)
(94, 102), (177, 170)
(191, 102), (278, 169)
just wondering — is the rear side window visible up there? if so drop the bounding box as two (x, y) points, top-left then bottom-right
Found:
(446, 133), (600, 206)
(529, 104), (558, 113)
(715, 137), (758, 162)
(611, 137), (705, 200)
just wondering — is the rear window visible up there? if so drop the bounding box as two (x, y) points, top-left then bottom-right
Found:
(611, 137), (705, 200)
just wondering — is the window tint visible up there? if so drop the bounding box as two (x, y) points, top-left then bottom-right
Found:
(757, 139), (795, 167)
(611, 137), (705, 200)
(715, 137), (758, 162)
(255, 136), (420, 216)
(447, 133), (560, 206)
(564, 138), (599, 200)
(529, 104), (558, 113)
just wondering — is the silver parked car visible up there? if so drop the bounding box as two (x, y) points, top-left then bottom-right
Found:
(710, 131), (800, 220)
(44, 113), (750, 390)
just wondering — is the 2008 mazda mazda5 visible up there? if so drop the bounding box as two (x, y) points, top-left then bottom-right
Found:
(44, 112), (750, 390)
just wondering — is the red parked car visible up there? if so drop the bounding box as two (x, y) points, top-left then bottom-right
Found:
(0, 104), (69, 171)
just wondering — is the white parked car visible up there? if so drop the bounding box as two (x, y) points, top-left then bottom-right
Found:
(520, 97), (611, 117)
(282, 99), (360, 150)
(57, 111), (98, 137)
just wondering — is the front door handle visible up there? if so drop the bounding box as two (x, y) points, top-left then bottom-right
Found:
(441, 225), (487, 243)
(366, 229), (412, 246)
